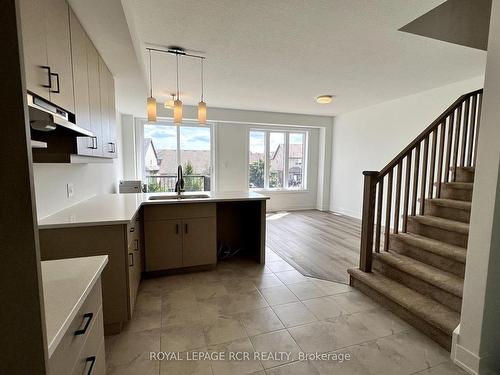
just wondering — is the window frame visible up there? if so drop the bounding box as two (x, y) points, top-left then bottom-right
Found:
(135, 118), (216, 191)
(248, 128), (308, 192)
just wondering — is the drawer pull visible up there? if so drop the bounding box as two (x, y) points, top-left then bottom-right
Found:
(129, 253), (134, 267)
(74, 312), (93, 336)
(185, 223), (188, 234)
(85, 356), (96, 375)
(134, 239), (139, 251)
(175, 224), (179, 234)
(130, 227), (135, 233)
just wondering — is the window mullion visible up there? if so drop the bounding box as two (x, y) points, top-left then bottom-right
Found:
(264, 131), (270, 189)
(284, 132), (290, 189)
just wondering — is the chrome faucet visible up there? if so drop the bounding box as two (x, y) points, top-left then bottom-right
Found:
(174, 165), (185, 195)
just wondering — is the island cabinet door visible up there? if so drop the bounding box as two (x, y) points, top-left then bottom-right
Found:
(182, 217), (217, 267)
(144, 219), (183, 271)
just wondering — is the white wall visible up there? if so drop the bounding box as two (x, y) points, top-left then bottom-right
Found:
(329, 76), (484, 218)
(454, 2), (500, 373)
(32, 113), (123, 219)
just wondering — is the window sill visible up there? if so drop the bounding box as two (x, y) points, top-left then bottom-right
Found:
(250, 188), (309, 194)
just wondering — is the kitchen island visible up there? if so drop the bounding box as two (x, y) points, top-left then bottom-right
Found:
(38, 191), (269, 334)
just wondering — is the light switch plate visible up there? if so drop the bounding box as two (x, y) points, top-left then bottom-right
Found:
(67, 183), (74, 198)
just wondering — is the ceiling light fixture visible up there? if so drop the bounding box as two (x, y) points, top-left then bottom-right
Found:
(198, 59), (206, 125)
(147, 49), (157, 122)
(316, 95), (333, 104)
(145, 46), (207, 126)
(174, 53), (183, 124)
(164, 93), (175, 109)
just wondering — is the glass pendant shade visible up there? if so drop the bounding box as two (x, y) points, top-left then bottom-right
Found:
(147, 96), (157, 122)
(198, 101), (207, 125)
(174, 99), (183, 124)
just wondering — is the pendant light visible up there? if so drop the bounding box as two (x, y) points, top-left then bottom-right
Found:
(174, 54), (183, 124)
(164, 93), (175, 109)
(147, 49), (157, 122)
(198, 59), (207, 125)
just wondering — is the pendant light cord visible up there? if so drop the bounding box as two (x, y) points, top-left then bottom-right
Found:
(149, 49), (153, 97)
(176, 54), (180, 99)
(201, 59), (204, 102)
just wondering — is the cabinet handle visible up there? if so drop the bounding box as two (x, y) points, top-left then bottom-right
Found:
(74, 312), (93, 336)
(85, 356), (96, 375)
(185, 223), (188, 234)
(50, 72), (60, 93)
(129, 227), (135, 233)
(91, 136), (98, 149)
(41, 66), (52, 88)
(175, 224), (179, 234)
(87, 137), (94, 149)
(134, 239), (139, 251)
(129, 253), (134, 267)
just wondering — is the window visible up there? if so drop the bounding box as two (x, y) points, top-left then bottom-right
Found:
(249, 129), (307, 190)
(142, 121), (213, 192)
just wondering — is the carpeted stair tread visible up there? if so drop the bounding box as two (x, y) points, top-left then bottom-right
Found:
(408, 215), (469, 234)
(374, 252), (464, 297)
(426, 198), (471, 211)
(392, 233), (466, 264)
(442, 182), (473, 190)
(348, 268), (460, 334)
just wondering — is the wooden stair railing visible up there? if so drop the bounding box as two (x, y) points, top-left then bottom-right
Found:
(359, 89), (483, 272)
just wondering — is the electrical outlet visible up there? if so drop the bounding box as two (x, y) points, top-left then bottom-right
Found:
(67, 183), (74, 198)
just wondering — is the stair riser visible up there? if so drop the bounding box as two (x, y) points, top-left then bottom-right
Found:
(389, 237), (465, 278)
(349, 276), (452, 350)
(407, 220), (468, 248)
(441, 186), (473, 202)
(424, 203), (470, 223)
(373, 259), (462, 313)
(452, 168), (475, 183)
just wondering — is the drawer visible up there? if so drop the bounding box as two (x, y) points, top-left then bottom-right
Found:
(71, 308), (105, 375)
(144, 203), (216, 221)
(127, 216), (142, 247)
(49, 280), (102, 375)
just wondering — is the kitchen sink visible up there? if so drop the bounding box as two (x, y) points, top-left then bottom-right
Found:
(148, 194), (211, 200)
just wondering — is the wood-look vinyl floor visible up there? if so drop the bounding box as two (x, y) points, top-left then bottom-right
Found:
(266, 210), (360, 284)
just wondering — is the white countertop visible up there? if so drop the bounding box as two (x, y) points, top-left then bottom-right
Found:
(42, 256), (108, 357)
(38, 191), (269, 229)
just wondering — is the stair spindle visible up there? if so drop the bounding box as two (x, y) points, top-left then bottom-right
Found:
(419, 136), (429, 215)
(436, 123), (446, 198)
(444, 112), (455, 183)
(411, 143), (420, 216)
(452, 104), (463, 182)
(428, 129), (437, 199)
(473, 93), (483, 166)
(467, 94), (478, 167)
(384, 170), (393, 251)
(394, 161), (402, 234)
(460, 97), (470, 167)
(402, 153), (412, 232)
(375, 179), (383, 253)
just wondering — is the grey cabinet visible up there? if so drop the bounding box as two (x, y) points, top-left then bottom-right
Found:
(19, 0), (74, 112)
(87, 41), (104, 157)
(144, 204), (217, 272)
(70, 9), (93, 156)
(183, 217), (217, 267)
(144, 219), (183, 271)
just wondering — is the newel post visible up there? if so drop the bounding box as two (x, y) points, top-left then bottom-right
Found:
(359, 171), (379, 272)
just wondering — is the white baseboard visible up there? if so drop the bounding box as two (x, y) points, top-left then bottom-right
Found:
(329, 206), (362, 219)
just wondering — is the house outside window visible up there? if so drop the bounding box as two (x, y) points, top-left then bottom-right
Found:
(140, 121), (213, 192)
(249, 129), (307, 190)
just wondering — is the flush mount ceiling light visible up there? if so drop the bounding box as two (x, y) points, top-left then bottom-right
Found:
(147, 49), (157, 122)
(146, 45), (207, 125)
(316, 95), (333, 104)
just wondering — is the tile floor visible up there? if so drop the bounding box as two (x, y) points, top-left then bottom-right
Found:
(105, 250), (468, 375)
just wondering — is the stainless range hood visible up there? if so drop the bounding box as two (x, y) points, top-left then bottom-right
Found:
(28, 93), (93, 137)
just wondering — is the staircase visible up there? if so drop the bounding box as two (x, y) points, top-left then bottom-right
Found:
(348, 89), (482, 350)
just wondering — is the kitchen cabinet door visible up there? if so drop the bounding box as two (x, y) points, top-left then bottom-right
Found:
(182, 217), (217, 267)
(69, 9), (94, 156)
(19, 0), (50, 100)
(144, 220), (183, 271)
(107, 70), (117, 158)
(87, 41), (103, 157)
(45, 0), (75, 112)
(98, 57), (112, 157)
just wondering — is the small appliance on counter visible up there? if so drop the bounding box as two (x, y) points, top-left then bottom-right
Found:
(119, 180), (143, 194)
